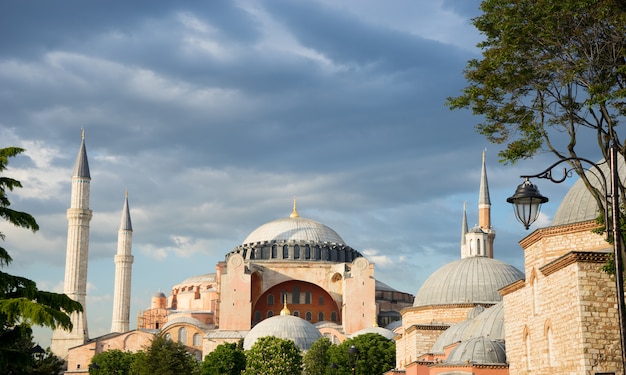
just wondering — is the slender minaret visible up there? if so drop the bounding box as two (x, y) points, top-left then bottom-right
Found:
(51, 130), (92, 359)
(111, 191), (134, 333)
(460, 201), (469, 258)
(477, 149), (495, 257)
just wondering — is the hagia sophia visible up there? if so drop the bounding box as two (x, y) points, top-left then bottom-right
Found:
(51, 134), (625, 374)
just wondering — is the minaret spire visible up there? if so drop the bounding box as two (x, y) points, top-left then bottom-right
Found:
(477, 149), (495, 258)
(111, 190), (134, 333)
(51, 130), (93, 359)
(290, 197), (299, 218)
(461, 201), (468, 257)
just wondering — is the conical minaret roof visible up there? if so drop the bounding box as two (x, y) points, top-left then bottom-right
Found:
(120, 190), (132, 231)
(73, 129), (90, 178)
(478, 149), (490, 206)
(461, 201), (468, 247)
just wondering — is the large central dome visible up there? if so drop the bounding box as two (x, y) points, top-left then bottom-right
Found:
(242, 216), (345, 246)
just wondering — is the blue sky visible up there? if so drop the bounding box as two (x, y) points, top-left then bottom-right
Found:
(0, 0), (576, 347)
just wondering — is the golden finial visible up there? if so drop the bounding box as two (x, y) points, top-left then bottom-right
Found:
(290, 197), (299, 218)
(280, 295), (291, 316)
(81, 128), (85, 140)
(125, 188), (128, 198)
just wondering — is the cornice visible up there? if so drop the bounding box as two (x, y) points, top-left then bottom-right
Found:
(499, 279), (526, 296)
(540, 250), (611, 276)
(519, 220), (601, 249)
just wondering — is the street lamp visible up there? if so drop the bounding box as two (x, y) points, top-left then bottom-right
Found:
(328, 362), (338, 375)
(347, 345), (360, 375)
(506, 143), (626, 369)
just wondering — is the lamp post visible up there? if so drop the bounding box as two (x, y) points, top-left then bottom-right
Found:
(328, 362), (338, 375)
(347, 345), (360, 375)
(506, 143), (626, 370)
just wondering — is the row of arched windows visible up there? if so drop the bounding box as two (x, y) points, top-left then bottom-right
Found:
(256, 310), (337, 322)
(523, 321), (555, 370)
(163, 328), (202, 347)
(267, 292), (322, 305)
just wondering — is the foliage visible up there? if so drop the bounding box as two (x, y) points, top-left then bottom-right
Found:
(201, 341), (246, 375)
(327, 333), (395, 375)
(90, 349), (136, 375)
(0, 147), (83, 372)
(303, 337), (332, 375)
(130, 335), (200, 375)
(243, 336), (303, 375)
(447, 0), (626, 222)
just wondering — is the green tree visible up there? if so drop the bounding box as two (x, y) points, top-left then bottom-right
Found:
(130, 335), (200, 375)
(89, 349), (136, 375)
(201, 341), (246, 375)
(327, 334), (395, 375)
(32, 348), (65, 375)
(447, 0), (626, 221)
(0, 147), (83, 372)
(303, 337), (332, 375)
(243, 336), (303, 375)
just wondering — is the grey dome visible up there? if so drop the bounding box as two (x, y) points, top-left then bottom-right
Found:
(432, 302), (505, 353)
(152, 291), (166, 298)
(414, 257), (523, 307)
(243, 216), (345, 245)
(445, 337), (506, 365)
(243, 315), (322, 351)
(552, 157), (626, 226)
(349, 326), (396, 340)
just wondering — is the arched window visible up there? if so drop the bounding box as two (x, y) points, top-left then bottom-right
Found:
(305, 245), (311, 259)
(476, 239), (481, 255)
(178, 327), (187, 344)
(267, 310), (274, 318)
(314, 246), (320, 259)
(545, 322), (555, 367)
(331, 312), (337, 322)
(319, 296), (324, 305)
(294, 245), (300, 259)
(305, 291), (312, 304)
(283, 245), (289, 259)
(305, 311), (312, 321)
(318, 312), (324, 321)
(267, 294), (275, 305)
(164, 333), (172, 341)
(271, 245), (277, 259)
(293, 311), (300, 317)
(193, 333), (201, 346)
(532, 273), (540, 315)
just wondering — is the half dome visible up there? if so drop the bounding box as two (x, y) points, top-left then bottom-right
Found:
(242, 216), (345, 245)
(446, 337), (507, 365)
(414, 257), (523, 307)
(243, 314), (322, 351)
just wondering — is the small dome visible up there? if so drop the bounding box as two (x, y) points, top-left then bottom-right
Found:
(152, 291), (166, 299)
(467, 305), (486, 320)
(243, 315), (322, 351)
(446, 337), (507, 365)
(385, 320), (403, 332)
(242, 216), (345, 245)
(552, 157), (626, 226)
(349, 326), (396, 340)
(414, 257), (523, 307)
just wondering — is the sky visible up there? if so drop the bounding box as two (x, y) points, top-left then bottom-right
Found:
(0, 0), (579, 348)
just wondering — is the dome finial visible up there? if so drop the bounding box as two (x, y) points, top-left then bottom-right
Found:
(280, 295), (291, 316)
(290, 197), (299, 218)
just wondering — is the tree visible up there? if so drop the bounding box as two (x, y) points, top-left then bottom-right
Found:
(201, 341), (246, 375)
(243, 336), (302, 375)
(0, 147), (83, 372)
(89, 349), (136, 375)
(447, 0), (626, 224)
(327, 333), (395, 375)
(303, 337), (332, 375)
(130, 335), (200, 375)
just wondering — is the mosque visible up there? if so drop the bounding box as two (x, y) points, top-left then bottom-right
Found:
(51, 133), (625, 375)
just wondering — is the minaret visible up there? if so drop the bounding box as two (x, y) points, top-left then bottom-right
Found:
(477, 149), (495, 257)
(51, 130), (92, 359)
(460, 201), (469, 258)
(111, 191), (134, 333)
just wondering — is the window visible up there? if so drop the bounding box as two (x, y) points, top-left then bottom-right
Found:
(293, 311), (300, 317)
(292, 286), (300, 304)
(267, 310), (274, 318)
(178, 327), (187, 344)
(294, 245), (300, 259)
(318, 312), (324, 321)
(305, 245), (311, 259)
(193, 333), (201, 346)
(331, 312), (337, 322)
(271, 245), (277, 259)
(319, 296), (324, 305)
(164, 333), (172, 341)
(281, 291), (288, 304)
(255, 311), (261, 322)
(305, 311), (312, 321)
(267, 294), (275, 305)
(305, 291), (312, 304)
(283, 245), (289, 259)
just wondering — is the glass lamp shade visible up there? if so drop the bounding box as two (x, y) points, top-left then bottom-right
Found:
(507, 179), (549, 229)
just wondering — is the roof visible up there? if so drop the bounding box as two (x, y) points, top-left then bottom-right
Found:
(242, 216), (345, 245)
(243, 315), (322, 351)
(73, 130), (90, 178)
(349, 326), (396, 340)
(414, 257), (523, 307)
(445, 337), (507, 365)
(552, 157), (626, 226)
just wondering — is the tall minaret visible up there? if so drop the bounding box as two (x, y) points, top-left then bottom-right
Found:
(477, 149), (495, 257)
(111, 191), (134, 333)
(460, 201), (469, 258)
(51, 130), (92, 359)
